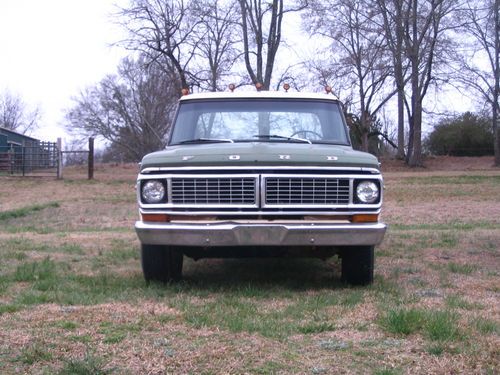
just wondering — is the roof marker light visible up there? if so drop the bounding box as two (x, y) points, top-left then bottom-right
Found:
(283, 83), (290, 92)
(325, 86), (332, 94)
(228, 83), (235, 92)
(255, 82), (263, 91)
(181, 88), (189, 96)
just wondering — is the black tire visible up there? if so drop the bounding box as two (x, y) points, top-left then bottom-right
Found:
(340, 246), (374, 286)
(141, 244), (183, 283)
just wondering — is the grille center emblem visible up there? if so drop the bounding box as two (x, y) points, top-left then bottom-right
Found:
(327, 156), (338, 161)
(182, 156), (194, 161)
(279, 155), (291, 160)
(228, 155), (240, 160)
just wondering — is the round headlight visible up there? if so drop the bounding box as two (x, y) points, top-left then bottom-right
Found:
(142, 180), (165, 203)
(356, 181), (379, 203)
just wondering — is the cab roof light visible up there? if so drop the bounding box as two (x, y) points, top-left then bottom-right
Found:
(255, 82), (263, 91)
(325, 85), (332, 94)
(283, 83), (290, 92)
(181, 88), (189, 96)
(228, 83), (235, 92)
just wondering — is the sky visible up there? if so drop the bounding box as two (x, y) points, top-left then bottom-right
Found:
(0, 1), (478, 146)
(0, 0), (127, 142)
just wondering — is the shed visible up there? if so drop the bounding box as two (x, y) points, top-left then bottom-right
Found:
(0, 127), (45, 173)
(0, 127), (40, 147)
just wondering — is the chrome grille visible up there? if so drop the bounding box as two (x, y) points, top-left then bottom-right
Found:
(265, 177), (350, 205)
(171, 177), (256, 205)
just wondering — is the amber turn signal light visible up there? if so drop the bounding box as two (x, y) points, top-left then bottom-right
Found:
(351, 214), (379, 223)
(141, 214), (170, 222)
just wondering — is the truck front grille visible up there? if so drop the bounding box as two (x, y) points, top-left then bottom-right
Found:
(265, 177), (350, 205)
(171, 177), (256, 205)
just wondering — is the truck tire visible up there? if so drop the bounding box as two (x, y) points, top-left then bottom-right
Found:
(141, 244), (183, 283)
(340, 246), (374, 286)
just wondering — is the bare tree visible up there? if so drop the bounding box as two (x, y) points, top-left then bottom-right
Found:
(0, 91), (40, 135)
(404, 0), (458, 166)
(457, 0), (500, 165)
(66, 57), (177, 161)
(376, 0), (408, 159)
(190, 0), (241, 91)
(307, 0), (396, 152)
(119, 0), (201, 92)
(238, 0), (307, 90)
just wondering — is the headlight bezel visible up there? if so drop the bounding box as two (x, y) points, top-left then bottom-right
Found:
(141, 179), (167, 204)
(354, 180), (380, 204)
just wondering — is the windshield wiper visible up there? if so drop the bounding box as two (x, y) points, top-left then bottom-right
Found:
(177, 138), (234, 144)
(252, 134), (311, 144)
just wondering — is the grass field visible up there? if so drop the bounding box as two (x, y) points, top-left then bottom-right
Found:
(0, 159), (499, 374)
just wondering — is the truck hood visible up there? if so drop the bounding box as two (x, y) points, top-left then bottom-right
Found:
(140, 142), (380, 171)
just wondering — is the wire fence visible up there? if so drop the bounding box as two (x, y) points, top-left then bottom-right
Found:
(0, 141), (60, 177)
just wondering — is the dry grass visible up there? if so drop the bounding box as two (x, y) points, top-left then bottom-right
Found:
(0, 158), (499, 374)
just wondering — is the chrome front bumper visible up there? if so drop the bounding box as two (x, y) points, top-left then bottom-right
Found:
(135, 221), (387, 247)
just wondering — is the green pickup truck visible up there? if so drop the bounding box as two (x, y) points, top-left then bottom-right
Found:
(135, 91), (386, 285)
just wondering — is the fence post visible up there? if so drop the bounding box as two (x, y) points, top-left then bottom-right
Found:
(88, 137), (94, 180)
(57, 138), (63, 179)
(22, 145), (25, 176)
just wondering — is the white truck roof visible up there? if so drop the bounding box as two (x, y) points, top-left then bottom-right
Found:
(179, 91), (340, 102)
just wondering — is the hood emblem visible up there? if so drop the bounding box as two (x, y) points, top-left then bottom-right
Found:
(228, 155), (240, 160)
(182, 156), (194, 161)
(327, 156), (338, 161)
(279, 154), (291, 160)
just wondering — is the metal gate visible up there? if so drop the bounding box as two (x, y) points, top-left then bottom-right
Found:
(0, 141), (60, 177)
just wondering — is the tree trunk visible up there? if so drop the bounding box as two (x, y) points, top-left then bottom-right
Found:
(408, 102), (423, 166)
(396, 89), (405, 159)
(494, 0), (500, 166)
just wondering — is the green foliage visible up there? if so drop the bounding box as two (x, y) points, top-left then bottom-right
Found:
(426, 112), (493, 156)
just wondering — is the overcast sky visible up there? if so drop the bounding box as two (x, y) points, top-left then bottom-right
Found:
(0, 1), (476, 145)
(0, 0), (127, 141)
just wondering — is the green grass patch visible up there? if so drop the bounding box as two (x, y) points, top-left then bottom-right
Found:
(98, 321), (142, 344)
(68, 334), (92, 344)
(297, 321), (336, 334)
(445, 295), (483, 310)
(16, 343), (53, 365)
(58, 353), (111, 375)
(379, 308), (464, 342)
(103, 240), (139, 263)
(14, 257), (58, 282)
(0, 202), (60, 221)
(425, 310), (464, 342)
(447, 262), (477, 275)
(373, 368), (402, 375)
(0, 303), (21, 315)
(178, 292), (343, 340)
(56, 320), (79, 330)
(379, 308), (426, 335)
(472, 317), (499, 335)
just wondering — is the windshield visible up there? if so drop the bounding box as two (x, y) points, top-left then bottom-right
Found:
(169, 99), (350, 145)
